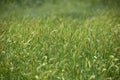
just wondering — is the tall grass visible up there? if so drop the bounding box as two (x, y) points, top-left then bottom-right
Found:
(0, 0), (120, 80)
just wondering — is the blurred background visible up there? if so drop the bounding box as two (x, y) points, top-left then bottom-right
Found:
(0, 0), (119, 18)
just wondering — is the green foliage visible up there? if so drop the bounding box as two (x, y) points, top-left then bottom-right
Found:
(0, 0), (120, 80)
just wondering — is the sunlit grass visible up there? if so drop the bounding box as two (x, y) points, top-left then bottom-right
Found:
(0, 1), (120, 80)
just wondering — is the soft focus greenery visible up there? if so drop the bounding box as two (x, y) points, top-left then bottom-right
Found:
(0, 0), (120, 80)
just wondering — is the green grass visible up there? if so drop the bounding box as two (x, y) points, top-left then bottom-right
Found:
(0, 0), (120, 80)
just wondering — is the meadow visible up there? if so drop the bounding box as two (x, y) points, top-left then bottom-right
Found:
(0, 0), (120, 80)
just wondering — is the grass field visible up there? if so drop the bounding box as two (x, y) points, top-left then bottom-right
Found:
(0, 0), (120, 80)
